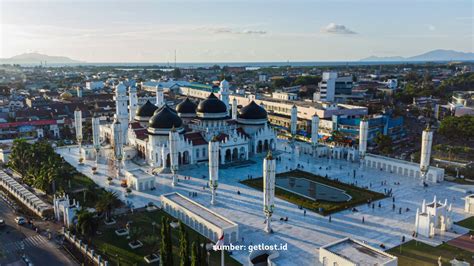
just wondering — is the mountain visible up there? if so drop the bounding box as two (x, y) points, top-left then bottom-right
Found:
(0, 53), (83, 65)
(360, 49), (474, 62)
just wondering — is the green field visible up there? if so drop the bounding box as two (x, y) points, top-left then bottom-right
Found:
(92, 209), (241, 266)
(240, 169), (385, 215)
(388, 240), (474, 266)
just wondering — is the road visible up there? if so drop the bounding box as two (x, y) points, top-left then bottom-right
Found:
(0, 197), (77, 266)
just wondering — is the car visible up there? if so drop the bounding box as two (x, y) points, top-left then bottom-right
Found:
(14, 216), (26, 225)
(0, 219), (5, 228)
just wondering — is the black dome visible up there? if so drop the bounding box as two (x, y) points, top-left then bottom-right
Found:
(239, 101), (267, 120)
(148, 105), (183, 129)
(197, 93), (227, 113)
(153, 104), (177, 115)
(176, 98), (197, 114)
(136, 100), (158, 117)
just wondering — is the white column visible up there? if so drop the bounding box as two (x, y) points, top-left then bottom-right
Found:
(209, 137), (219, 205)
(219, 79), (230, 113)
(232, 98), (238, 120)
(74, 107), (83, 162)
(92, 114), (101, 170)
(359, 118), (368, 168)
(263, 151), (276, 233)
(114, 82), (129, 144)
(290, 105), (297, 137)
(169, 128), (179, 186)
(112, 116), (123, 179)
(128, 86), (138, 122)
(420, 125), (433, 184)
(311, 115), (319, 145)
(156, 85), (164, 108)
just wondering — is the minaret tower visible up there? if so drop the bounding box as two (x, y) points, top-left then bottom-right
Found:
(311, 114), (319, 157)
(290, 105), (298, 137)
(209, 136), (219, 205)
(359, 117), (369, 168)
(128, 86), (138, 122)
(74, 107), (83, 163)
(420, 124), (433, 184)
(92, 113), (101, 172)
(156, 85), (164, 108)
(263, 151), (276, 233)
(114, 82), (129, 145)
(232, 97), (238, 120)
(169, 127), (179, 186)
(112, 117), (123, 179)
(219, 79), (230, 113)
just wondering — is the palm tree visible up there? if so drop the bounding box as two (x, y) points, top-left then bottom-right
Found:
(95, 191), (119, 222)
(76, 209), (98, 238)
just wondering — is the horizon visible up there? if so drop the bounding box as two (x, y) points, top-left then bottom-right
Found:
(1, 0), (473, 63)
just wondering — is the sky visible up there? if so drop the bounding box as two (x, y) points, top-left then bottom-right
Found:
(0, 0), (473, 62)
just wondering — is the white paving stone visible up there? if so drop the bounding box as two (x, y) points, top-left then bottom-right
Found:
(56, 142), (474, 266)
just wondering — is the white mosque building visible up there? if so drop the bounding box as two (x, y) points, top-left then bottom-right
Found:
(99, 80), (277, 171)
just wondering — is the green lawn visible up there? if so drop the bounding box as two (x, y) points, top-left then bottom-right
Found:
(388, 240), (474, 266)
(92, 209), (241, 266)
(455, 216), (474, 231)
(240, 169), (385, 215)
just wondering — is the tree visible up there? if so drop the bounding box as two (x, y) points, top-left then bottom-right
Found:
(172, 68), (182, 79)
(160, 217), (173, 266)
(272, 78), (289, 88)
(190, 241), (198, 266)
(77, 209), (98, 239)
(179, 223), (190, 266)
(95, 191), (120, 222)
(438, 115), (474, 141)
(8, 138), (32, 176)
(374, 133), (393, 155)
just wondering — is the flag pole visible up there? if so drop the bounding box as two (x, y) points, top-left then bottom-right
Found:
(221, 248), (224, 266)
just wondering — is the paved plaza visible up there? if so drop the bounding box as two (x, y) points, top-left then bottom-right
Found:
(57, 142), (473, 265)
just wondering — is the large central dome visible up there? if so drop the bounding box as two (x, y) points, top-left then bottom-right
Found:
(148, 105), (183, 130)
(239, 101), (267, 120)
(135, 100), (159, 121)
(197, 93), (227, 114)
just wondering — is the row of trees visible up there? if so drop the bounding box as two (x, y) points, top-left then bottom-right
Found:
(438, 115), (474, 142)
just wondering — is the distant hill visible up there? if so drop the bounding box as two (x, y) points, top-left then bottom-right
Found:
(0, 53), (83, 65)
(360, 49), (474, 62)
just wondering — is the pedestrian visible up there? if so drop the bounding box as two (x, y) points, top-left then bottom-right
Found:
(304, 210), (306, 216)
(329, 216), (332, 223)
(362, 216), (365, 223)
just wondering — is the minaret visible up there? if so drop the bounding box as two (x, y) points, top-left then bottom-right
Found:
(74, 107), (83, 163)
(92, 113), (101, 171)
(114, 82), (129, 145)
(112, 116), (123, 179)
(76, 87), (83, 98)
(128, 86), (138, 122)
(232, 97), (238, 120)
(311, 115), (319, 157)
(219, 79), (230, 113)
(359, 118), (369, 168)
(263, 151), (276, 233)
(209, 136), (219, 205)
(156, 85), (164, 108)
(290, 105), (298, 137)
(420, 124), (433, 184)
(169, 127), (179, 186)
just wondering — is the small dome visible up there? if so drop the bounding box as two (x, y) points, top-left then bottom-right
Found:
(136, 100), (158, 118)
(197, 93), (227, 114)
(176, 98), (197, 114)
(116, 82), (127, 94)
(148, 105), (182, 129)
(239, 101), (267, 120)
(60, 91), (73, 100)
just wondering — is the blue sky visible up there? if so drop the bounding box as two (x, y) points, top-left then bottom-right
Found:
(0, 0), (472, 62)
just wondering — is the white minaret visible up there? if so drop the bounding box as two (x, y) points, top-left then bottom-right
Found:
(219, 79), (230, 113)
(114, 82), (129, 145)
(232, 97), (238, 120)
(156, 85), (164, 108)
(311, 115), (319, 146)
(420, 124), (433, 184)
(290, 104), (297, 137)
(169, 127), (179, 186)
(92, 113), (101, 171)
(74, 107), (83, 162)
(76, 87), (83, 98)
(128, 86), (138, 122)
(112, 116), (123, 179)
(209, 137), (219, 205)
(359, 118), (369, 168)
(263, 151), (276, 233)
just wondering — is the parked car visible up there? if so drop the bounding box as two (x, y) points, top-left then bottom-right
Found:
(0, 219), (5, 228)
(14, 216), (26, 225)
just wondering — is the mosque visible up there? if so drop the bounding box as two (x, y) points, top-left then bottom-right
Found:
(98, 79), (277, 171)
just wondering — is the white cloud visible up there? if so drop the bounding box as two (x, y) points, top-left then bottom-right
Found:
(321, 23), (356, 35)
(210, 27), (267, 35)
(427, 24), (436, 31)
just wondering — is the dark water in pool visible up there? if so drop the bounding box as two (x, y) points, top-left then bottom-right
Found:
(275, 177), (350, 202)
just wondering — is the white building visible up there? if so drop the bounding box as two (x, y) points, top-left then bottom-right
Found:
(124, 169), (155, 191)
(272, 92), (298, 101)
(319, 237), (398, 266)
(464, 194), (474, 214)
(314, 72), (337, 102)
(415, 196), (453, 238)
(85, 81), (105, 90)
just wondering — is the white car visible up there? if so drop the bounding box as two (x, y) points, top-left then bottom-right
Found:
(14, 216), (26, 225)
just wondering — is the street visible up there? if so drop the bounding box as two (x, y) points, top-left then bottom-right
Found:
(0, 196), (77, 266)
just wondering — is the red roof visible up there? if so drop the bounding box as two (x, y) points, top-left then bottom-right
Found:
(134, 129), (148, 140)
(0, 120), (57, 129)
(130, 122), (143, 129)
(215, 133), (228, 142)
(184, 132), (208, 146)
(236, 127), (249, 138)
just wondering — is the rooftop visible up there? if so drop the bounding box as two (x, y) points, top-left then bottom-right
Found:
(323, 238), (396, 265)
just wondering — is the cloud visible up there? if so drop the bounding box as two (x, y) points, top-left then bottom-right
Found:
(426, 24), (436, 31)
(210, 27), (267, 35)
(321, 23), (356, 35)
